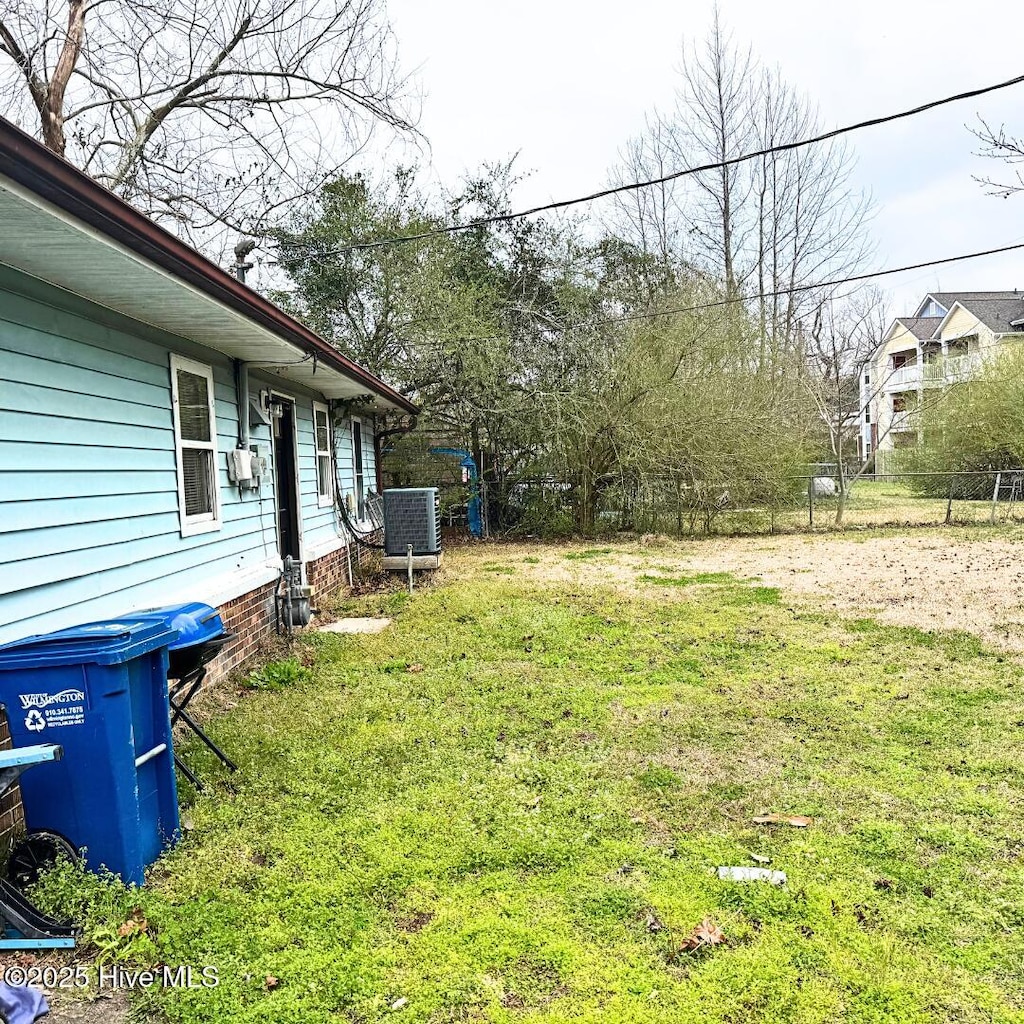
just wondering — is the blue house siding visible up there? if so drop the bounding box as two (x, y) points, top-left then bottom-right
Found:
(262, 391), (377, 560)
(0, 267), (369, 646)
(305, 416), (361, 557)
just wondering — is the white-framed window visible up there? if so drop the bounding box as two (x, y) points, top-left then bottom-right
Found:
(169, 354), (221, 537)
(313, 401), (333, 508)
(351, 417), (366, 520)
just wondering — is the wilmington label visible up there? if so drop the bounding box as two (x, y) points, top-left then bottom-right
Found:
(18, 688), (88, 731)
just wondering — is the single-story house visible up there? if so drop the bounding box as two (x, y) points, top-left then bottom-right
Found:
(0, 115), (417, 674)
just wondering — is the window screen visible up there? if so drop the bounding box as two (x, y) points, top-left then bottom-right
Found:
(176, 370), (212, 442)
(170, 355), (220, 534)
(181, 448), (214, 515)
(313, 403), (332, 505)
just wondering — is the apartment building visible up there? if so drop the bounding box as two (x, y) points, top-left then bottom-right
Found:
(861, 291), (1024, 471)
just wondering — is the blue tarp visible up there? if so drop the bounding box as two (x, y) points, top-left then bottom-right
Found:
(0, 983), (48, 1022)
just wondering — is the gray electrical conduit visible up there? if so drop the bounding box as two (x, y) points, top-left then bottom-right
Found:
(330, 430), (385, 551)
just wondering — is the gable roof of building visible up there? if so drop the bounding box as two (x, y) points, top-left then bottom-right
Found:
(917, 291), (1024, 335)
(0, 116), (417, 414)
(894, 316), (942, 340)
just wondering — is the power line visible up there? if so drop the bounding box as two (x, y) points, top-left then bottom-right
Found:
(275, 71), (1024, 258)
(513, 241), (1024, 337)
(369, 239), (1024, 345)
(591, 240), (1024, 328)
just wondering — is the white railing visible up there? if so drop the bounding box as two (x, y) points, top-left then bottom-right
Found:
(884, 364), (921, 389)
(922, 354), (982, 384)
(890, 410), (917, 433)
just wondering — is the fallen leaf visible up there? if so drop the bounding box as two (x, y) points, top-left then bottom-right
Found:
(678, 917), (726, 953)
(117, 910), (148, 938)
(750, 853), (772, 865)
(752, 813), (813, 827)
(406, 664), (424, 674)
(264, 975), (280, 990)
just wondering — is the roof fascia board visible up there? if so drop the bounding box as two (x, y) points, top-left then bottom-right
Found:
(934, 300), (980, 340)
(0, 117), (416, 414)
(912, 293), (947, 318)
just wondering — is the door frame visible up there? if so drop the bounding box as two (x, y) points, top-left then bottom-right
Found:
(350, 414), (366, 523)
(270, 390), (304, 562)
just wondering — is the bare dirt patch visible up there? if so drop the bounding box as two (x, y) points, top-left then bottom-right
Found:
(43, 990), (135, 1023)
(468, 530), (1024, 653)
(667, 530), (1024, 651)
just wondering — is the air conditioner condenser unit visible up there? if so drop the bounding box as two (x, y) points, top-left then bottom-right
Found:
(383, 487), (441, 557)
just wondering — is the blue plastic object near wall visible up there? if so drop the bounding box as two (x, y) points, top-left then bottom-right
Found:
(0, 620), (180, 886)
(131, 602), (224, 651)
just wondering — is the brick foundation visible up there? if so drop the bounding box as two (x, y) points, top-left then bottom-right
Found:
(0, 708), (25, 853)
(203, 543), (356, 683)
(306, 543), (352, 599)
(205, 579), (281, 683)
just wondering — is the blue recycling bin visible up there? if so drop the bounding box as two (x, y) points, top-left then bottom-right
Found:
(0, 620), (181, 886)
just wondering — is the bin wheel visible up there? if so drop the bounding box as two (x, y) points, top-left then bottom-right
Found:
(6, 830), (79, 892)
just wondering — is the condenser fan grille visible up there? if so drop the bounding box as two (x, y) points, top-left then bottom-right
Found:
(383, 488), (441, 556)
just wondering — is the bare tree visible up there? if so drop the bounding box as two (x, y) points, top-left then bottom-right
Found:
(610, 10), (872, 366)
(803, 289), (888, 524)
(611, 120), (688, 284)
(972, 117), (1024, 197)
(669, 9), (757, 301)
(0, 0), (417, 248)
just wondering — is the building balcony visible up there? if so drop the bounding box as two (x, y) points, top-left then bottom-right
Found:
(922, 354), (982, 384)
(883, 355), (982, 391)
(883, 364), (921, 390)
(890, 410), (918, 433)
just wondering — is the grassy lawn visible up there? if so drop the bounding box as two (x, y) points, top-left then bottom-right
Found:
(39, 546), (1024, 1023)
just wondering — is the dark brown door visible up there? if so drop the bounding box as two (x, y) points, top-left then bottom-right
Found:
(273, 398), (301, 560)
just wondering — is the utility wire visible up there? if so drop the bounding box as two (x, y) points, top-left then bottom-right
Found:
(408, 239), (1024, 342)
(591, 240), (1024, 328)
(275, 71), (1024, 257)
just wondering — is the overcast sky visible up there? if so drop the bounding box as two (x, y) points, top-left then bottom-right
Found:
(385, 0), (1024, 320)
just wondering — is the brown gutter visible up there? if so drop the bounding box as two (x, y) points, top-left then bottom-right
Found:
(0, 116), (418, 416)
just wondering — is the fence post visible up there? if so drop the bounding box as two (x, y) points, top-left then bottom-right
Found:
(807, 477), (814, 528)
(990, 472), (1002, 525)
(945, 473), (955, 525)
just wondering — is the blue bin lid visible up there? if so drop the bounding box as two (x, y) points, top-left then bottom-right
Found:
(128, 602), (224, 650)
(0, 620), (178, 668)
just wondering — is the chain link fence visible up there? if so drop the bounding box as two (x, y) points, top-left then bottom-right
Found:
(501, 470), (1024, 537)
(611, 470), (1024, 535)
(384, 445), (1024, 538)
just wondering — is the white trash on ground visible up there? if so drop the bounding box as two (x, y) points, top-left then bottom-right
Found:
(318, 617), (392, 634)
(717, 866), (787, 885)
